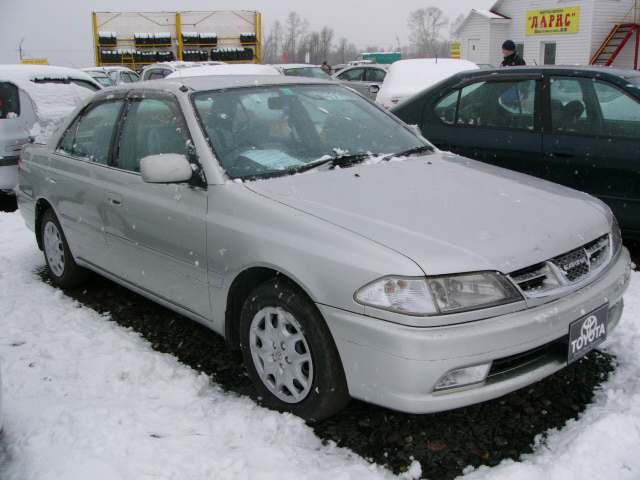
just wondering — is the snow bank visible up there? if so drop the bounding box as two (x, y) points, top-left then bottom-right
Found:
(0, 211), (402, 480)
(459, 270), (640, 480)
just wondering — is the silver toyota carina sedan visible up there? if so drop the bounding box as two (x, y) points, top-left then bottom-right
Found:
(17, 76), (631, 421)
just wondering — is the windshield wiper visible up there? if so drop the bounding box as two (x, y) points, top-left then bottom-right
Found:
(293, 153), (371, 174)
(382, 145), (434, 162)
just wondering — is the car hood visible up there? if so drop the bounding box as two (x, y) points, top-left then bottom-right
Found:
(244, 152), (610, 276)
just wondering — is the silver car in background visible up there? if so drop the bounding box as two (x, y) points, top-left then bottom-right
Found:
(81, 66), (140, 85)
(331, 64), (388, 100)
(17, 76), (631, 421)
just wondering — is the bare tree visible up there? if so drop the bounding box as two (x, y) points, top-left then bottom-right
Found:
(407, 7), (449, 57)
(302, 31), (322, 64)
(449, 14), (465, 41)
(284, 12), (309, 63)
(262, 20), (284, 64)
(319, 27), (334, 63)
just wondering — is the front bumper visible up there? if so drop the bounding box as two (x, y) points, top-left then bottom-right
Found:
(320, 247), (631, 414)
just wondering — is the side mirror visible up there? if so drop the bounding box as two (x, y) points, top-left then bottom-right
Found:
(368, 84), (380, 94)
(140, 153), (193, 183)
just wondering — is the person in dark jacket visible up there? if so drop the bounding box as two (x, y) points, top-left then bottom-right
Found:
(500, 40), (526, 66)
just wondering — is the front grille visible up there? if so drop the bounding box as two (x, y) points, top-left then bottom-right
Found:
(551, 248), (590, 282)
(509, 234), (611, 298)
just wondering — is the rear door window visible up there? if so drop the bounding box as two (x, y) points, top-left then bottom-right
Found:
(338, 68), (364, 81)
(0, 82), (20, 119)
(364, 68), (386, 82)
(57, 100), (125, 164)
(549, 76), (640, 139)
(594, 80), (640, 139)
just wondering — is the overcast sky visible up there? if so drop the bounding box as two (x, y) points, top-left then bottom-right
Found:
(0, 0), (496, 67)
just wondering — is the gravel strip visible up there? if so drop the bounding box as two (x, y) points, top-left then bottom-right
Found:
(39, 268), (618, 480)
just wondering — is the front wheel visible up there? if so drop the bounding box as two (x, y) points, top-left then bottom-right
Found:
(240, 278), (350, 421)
(41, 209), (89, 288)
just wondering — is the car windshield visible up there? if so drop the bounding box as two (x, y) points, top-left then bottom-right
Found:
(281, 67), (331, 79)
(192, 84), (429, 180)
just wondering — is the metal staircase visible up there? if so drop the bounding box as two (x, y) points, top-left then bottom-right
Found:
(590, 1), (640, 68)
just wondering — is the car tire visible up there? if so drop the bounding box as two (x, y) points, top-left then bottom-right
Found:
(239, 278), (350, 421)
(41, 209), (89, 288)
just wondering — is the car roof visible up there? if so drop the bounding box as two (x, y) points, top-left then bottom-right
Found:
(338, 64), (387, 70)
(0, 64), (100, 86)
(92, 74), (334, 98)
(446, 64), (640, 81)
(271, 64), (322, 69)
(82, 66), (137, 73)
(165, 64), (282, 78)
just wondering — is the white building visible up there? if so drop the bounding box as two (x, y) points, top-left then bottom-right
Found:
(456, 0), (640, 69)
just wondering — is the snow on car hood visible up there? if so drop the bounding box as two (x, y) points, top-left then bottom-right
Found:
(0, 65), (97, 124)
(244, 153), (611, 276)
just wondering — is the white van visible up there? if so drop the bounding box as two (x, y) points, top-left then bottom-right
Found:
(0, 65), (100, 195)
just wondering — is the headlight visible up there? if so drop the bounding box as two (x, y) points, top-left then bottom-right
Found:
(355, 277), (438, 315)
(611, 216), (622, 256)
(355, 272), (523, 316)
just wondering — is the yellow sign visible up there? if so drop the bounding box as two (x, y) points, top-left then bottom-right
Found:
(526, 7), (580, 35)
(21, 59), (49, 65)
(451, 42), (461, 59)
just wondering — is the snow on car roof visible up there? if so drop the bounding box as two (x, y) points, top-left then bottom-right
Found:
(0, 64), (98, 124)
(165, 64), (282, 78)
(376, 58), (479, 108)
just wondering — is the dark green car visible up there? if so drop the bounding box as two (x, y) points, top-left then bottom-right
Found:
(391, 66), (640, 239)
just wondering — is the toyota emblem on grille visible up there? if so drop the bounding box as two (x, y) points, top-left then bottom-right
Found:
(561, 254), (588, 271)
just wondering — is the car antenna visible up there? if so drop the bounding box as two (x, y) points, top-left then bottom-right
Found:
(177, 65), (188, 92)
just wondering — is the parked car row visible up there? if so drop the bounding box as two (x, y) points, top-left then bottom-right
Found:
(17, 73), (631, 421)
(2, 57), (638, 422)
(391, 65), (640, 239)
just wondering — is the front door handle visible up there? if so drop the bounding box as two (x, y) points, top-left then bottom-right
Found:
(430, 140), (450, 151)
(108, 193), (123, 207)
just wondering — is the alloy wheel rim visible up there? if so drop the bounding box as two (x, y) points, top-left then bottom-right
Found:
(44, 221), (65, 277)
(249, 306), (313, 403)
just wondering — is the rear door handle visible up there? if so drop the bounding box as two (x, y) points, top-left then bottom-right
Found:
(550, 149), (574, 158)
(108, 193), (123, 207)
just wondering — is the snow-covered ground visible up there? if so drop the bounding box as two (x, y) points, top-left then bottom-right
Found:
(0, 209), (638, 480)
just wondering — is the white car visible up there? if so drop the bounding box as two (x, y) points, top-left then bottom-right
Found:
(332, 64), (388, 100)
(375, 58), (479, 109)
(0, 65), (101, 196)
(82, 66), (140, 85)
(140, 61), (226, 81)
